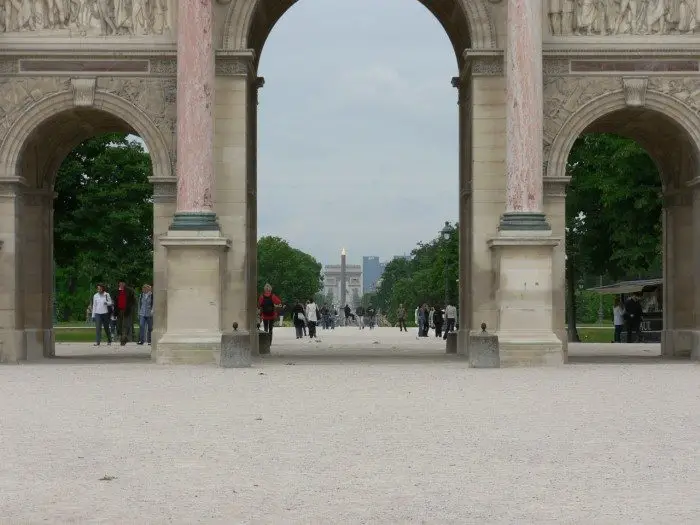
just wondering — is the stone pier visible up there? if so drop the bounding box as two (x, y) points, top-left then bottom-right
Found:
(488, 0), (563, 366)
(155, 0), (231, 365)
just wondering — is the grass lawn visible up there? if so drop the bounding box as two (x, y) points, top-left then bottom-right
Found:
(577, 327), (614, 343)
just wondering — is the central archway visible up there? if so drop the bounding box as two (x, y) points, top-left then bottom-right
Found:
(222, 0), (498, 60)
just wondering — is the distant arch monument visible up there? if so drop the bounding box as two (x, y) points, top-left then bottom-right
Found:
(0, 0), (698, 365)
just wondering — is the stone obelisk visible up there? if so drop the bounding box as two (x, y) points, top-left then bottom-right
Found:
(340, 248), (347, 307)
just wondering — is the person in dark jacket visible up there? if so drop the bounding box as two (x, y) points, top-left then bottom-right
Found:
(292, 302), (306, 339)
(624, 293), (644, 343)
(114, 280), (137, 345)
(433, 307), (444, 338)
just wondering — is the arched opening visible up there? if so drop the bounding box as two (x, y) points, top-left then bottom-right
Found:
(249, 0), (471, 353)
(560, 105), (698, 360)
(7, 105), (168, 361)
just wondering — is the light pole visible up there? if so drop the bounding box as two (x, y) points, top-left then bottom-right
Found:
(440, 221), (451, 308)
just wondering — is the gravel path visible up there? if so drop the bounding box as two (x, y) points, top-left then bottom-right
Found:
(1, 328), (698, 523)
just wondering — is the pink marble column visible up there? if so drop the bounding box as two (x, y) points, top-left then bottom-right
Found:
(503, 0), (547, 228)
(173, 0), (216, 228)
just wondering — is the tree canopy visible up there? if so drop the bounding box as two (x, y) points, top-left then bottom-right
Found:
(565, 133), (662, 338)
(54, 133), (153, 320)
(257, 236), (323, 305)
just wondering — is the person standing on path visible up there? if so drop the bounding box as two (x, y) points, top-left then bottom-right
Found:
(292, 302), (306, 339)
(433, 306), (444, 338)
(612, 297), (625, 343)
(443, 302), (457, 339)
(114, 281), (136, 346)
(396, 303), (407, 332)
(137, 284), (154, 346)
(258, 283), (282, 337)
(306, 298), (320, 339)
(92, 284), (113, 346)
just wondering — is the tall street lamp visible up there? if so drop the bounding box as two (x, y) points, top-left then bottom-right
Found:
(440, 221), (451, 308)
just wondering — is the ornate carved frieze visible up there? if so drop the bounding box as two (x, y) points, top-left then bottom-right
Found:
(215, 54), (253, 77)
(469, 56), (504, 76)
(71, 77), (96, 106)
(543, 75), (622, 147)
(0, 56), (177, 77)
(149, 176), (176, 203)
(0, 0), (171, 37)
(623, 77), (648, 106)
(547, 0), (700, 36)
(647, 76), (700, 113)
(544, 176), (571, 198)
(543, 59), (570, 76)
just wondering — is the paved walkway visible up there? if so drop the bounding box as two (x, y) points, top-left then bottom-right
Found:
(2, 328), (697, 523)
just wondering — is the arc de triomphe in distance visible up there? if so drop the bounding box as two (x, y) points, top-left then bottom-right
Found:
(0, 0), (699, 365)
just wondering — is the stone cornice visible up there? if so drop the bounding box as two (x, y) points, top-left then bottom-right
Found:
(543, 46), (700, 58)
(215, 49), (256, 77)
(462, 49), (504, 77)
(543, 176), (571, 198)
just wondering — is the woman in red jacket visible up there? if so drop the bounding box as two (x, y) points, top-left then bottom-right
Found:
(258, 283), (282, 336)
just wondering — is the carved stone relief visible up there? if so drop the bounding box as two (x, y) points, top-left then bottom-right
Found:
(548, 0), (700, 36)
(647, 76), (700, 111)
(543, 75), (621, 147)
(0, 0), (171, 36)
(0, 76), (175, 170)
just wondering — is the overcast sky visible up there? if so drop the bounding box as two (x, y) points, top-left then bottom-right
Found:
(256, 0), (459, 266)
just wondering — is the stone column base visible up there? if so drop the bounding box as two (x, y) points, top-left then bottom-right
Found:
(0, 329), (25, 363)
(488, 232), (564, 367)
(155, 230), (231, 365)
(691, 331), (700, 361)
(25, 329), (54, 360)
(662, 329), (693, 358)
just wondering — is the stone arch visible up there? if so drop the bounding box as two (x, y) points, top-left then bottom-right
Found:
(0, 89), (173, 184)
(546, 89), (700, 185)
(221, 0), (497, 57)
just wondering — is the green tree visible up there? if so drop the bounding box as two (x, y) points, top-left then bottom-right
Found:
(565, 133), (662, 339)
(54, 133), (153, 320)
(257, 236), (322, 305)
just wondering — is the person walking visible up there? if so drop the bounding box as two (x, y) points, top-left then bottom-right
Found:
(92, 284), (113, 346)
(258, 283), (282, 338)
(292, 302), (306, 339)
(306, 298), (320, 339)
(612, 297), (625, 343)
(624, 293), (643, 343)
(137, 283), (154, 345)
(433, 306), (444, 337)
(443, 302), (457, 339)
(356, 305), (365, 329)
(114, 281), (136, 345)
(396, 303), (407, 331)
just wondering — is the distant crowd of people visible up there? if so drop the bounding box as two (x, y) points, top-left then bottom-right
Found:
(89, 281), (153, 346)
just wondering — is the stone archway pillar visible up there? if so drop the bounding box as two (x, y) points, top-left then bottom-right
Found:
(690, 177), (700, 360)
(156, 0), (231, 364)
(487, 0), (563, 365)
(0, 178), (24, 363)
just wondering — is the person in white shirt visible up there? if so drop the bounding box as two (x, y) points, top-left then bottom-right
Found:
(305, 299), (320, 339)
(92, 284), (113, 346)
(443, 303), (457, 339)
(613, 297), (625, 343)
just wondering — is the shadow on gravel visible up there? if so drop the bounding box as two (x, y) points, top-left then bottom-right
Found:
(567, 355), (690, 365)
(44, 352), (152, 364)
(261, 351), (461, 365)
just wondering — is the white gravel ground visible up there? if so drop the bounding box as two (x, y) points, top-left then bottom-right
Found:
(1, 328), (699, 524)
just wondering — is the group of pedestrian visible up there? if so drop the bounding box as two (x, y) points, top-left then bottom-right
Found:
(91, 281), (153, 346)
(343, 304), (377, 329)
(612, 294), (644, 343)
(400, 302), (457, 339)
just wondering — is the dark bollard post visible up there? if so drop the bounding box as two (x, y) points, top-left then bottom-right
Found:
(258, 330), (272, 355)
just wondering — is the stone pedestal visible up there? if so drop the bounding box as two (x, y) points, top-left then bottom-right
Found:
(488, 234), (564, 366)
(220, 331), (252, 368)
(258, 332), (272, 355)
(155, 231), (230, 365)
(468, 332), (500, 368)
(445, 331), (457, 354)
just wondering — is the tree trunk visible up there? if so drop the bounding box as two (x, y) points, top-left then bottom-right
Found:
(566, 260), (580, 342)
